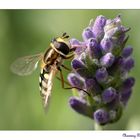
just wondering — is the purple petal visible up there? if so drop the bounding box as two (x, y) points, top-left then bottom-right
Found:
(121, 77), (135, 92)
(87, 38), (101, 59)
(71, 59), (86, 70)
(104, 15), (126, 40)
(93, 109), (109, 125)
(95, 67), (108, 83)
(106, 94), (120, 110)
(85, 78), (101, 95)
(70, 38), (81, 46)
(70, 38), (86, 55)
(121, 57), (134, 71)
(71, 59), (89, 78)
(102, 87), (117, 103)
(100, 37), (113, 53)
(69, 97), (92, 118)
(92, 15), (106, 38)
(67, 73), (84, 88)
(122, 46), (133, 58)
(82, 27), (94, 42)
(120, 89), (132, 106)
(100, 53), (115, 67)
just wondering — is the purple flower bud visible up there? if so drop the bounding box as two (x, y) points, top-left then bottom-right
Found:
(71, 59), (89, 78)
(104, 15), (122, 37)
(104, 16), (129, 45)
(121, 77), (135, 92)
(95, 67), (108, 83)
(100, 53), (115, 67)
(94, 15), (107, 28)
(75, 47), (87, 56)
(85, 78), (101, 95)
(120, 89), (132, 105)
(100, 38), (113, 53)
(122, 46), (133, 58)
(92, 15), (106, 38)
(71, 59), (86, 70)
(82, 27), (94, 42)
(69, 97), (92, 118)
(67, 73), (84, 88)
(102, 87), (117, 103)
(117, 33), (126, 45)
(87, 38), (101, 58)
(106, 94), (119, 110)
(121, 57), (134, 71)
(93, 109), (109, 125)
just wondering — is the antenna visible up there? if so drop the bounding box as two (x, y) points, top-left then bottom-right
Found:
(62, 32), (69, 39)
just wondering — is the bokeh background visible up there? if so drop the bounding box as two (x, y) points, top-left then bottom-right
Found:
(0, 10), (139, 130)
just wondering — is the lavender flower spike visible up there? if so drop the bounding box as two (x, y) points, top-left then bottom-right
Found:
(68, 15), (135, 126)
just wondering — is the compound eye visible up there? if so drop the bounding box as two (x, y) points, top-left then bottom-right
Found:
(56, 42), (70, 55)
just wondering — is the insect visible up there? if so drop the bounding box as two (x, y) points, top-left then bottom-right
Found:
(11, 33), (77, 110)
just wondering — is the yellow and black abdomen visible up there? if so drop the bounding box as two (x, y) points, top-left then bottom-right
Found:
(39, 65), (56, 108)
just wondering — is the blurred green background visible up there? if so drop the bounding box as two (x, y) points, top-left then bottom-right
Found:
(0, 10), (139, 130)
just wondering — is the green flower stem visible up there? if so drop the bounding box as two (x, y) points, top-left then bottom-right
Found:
(94, 122), (104, 130)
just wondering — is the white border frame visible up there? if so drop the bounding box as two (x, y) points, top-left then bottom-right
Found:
(0, 0), (139, 9)
(0, 1), (139, 139)
(1, 131), (140, 140)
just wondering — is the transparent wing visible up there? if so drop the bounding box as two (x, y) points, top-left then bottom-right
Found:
(11, 53), (43, 76)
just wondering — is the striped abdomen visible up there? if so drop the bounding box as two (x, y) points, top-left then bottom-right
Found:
(39, 65), (57, 108)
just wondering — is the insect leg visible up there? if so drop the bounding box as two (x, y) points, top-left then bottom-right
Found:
(57, 66), (90, 96)
(62, 53), (74, 59)
(69, 47), (76, 52)
(56, 76), (70, 86)
(61, 64), (71, 71)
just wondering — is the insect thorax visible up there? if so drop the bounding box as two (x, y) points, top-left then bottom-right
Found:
(43, 47), (60, 65)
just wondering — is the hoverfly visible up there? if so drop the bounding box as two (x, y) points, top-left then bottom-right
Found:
(11, 33), (77, 109)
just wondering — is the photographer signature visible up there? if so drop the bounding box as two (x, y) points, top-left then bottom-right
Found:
(122, 133), (140, 139)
